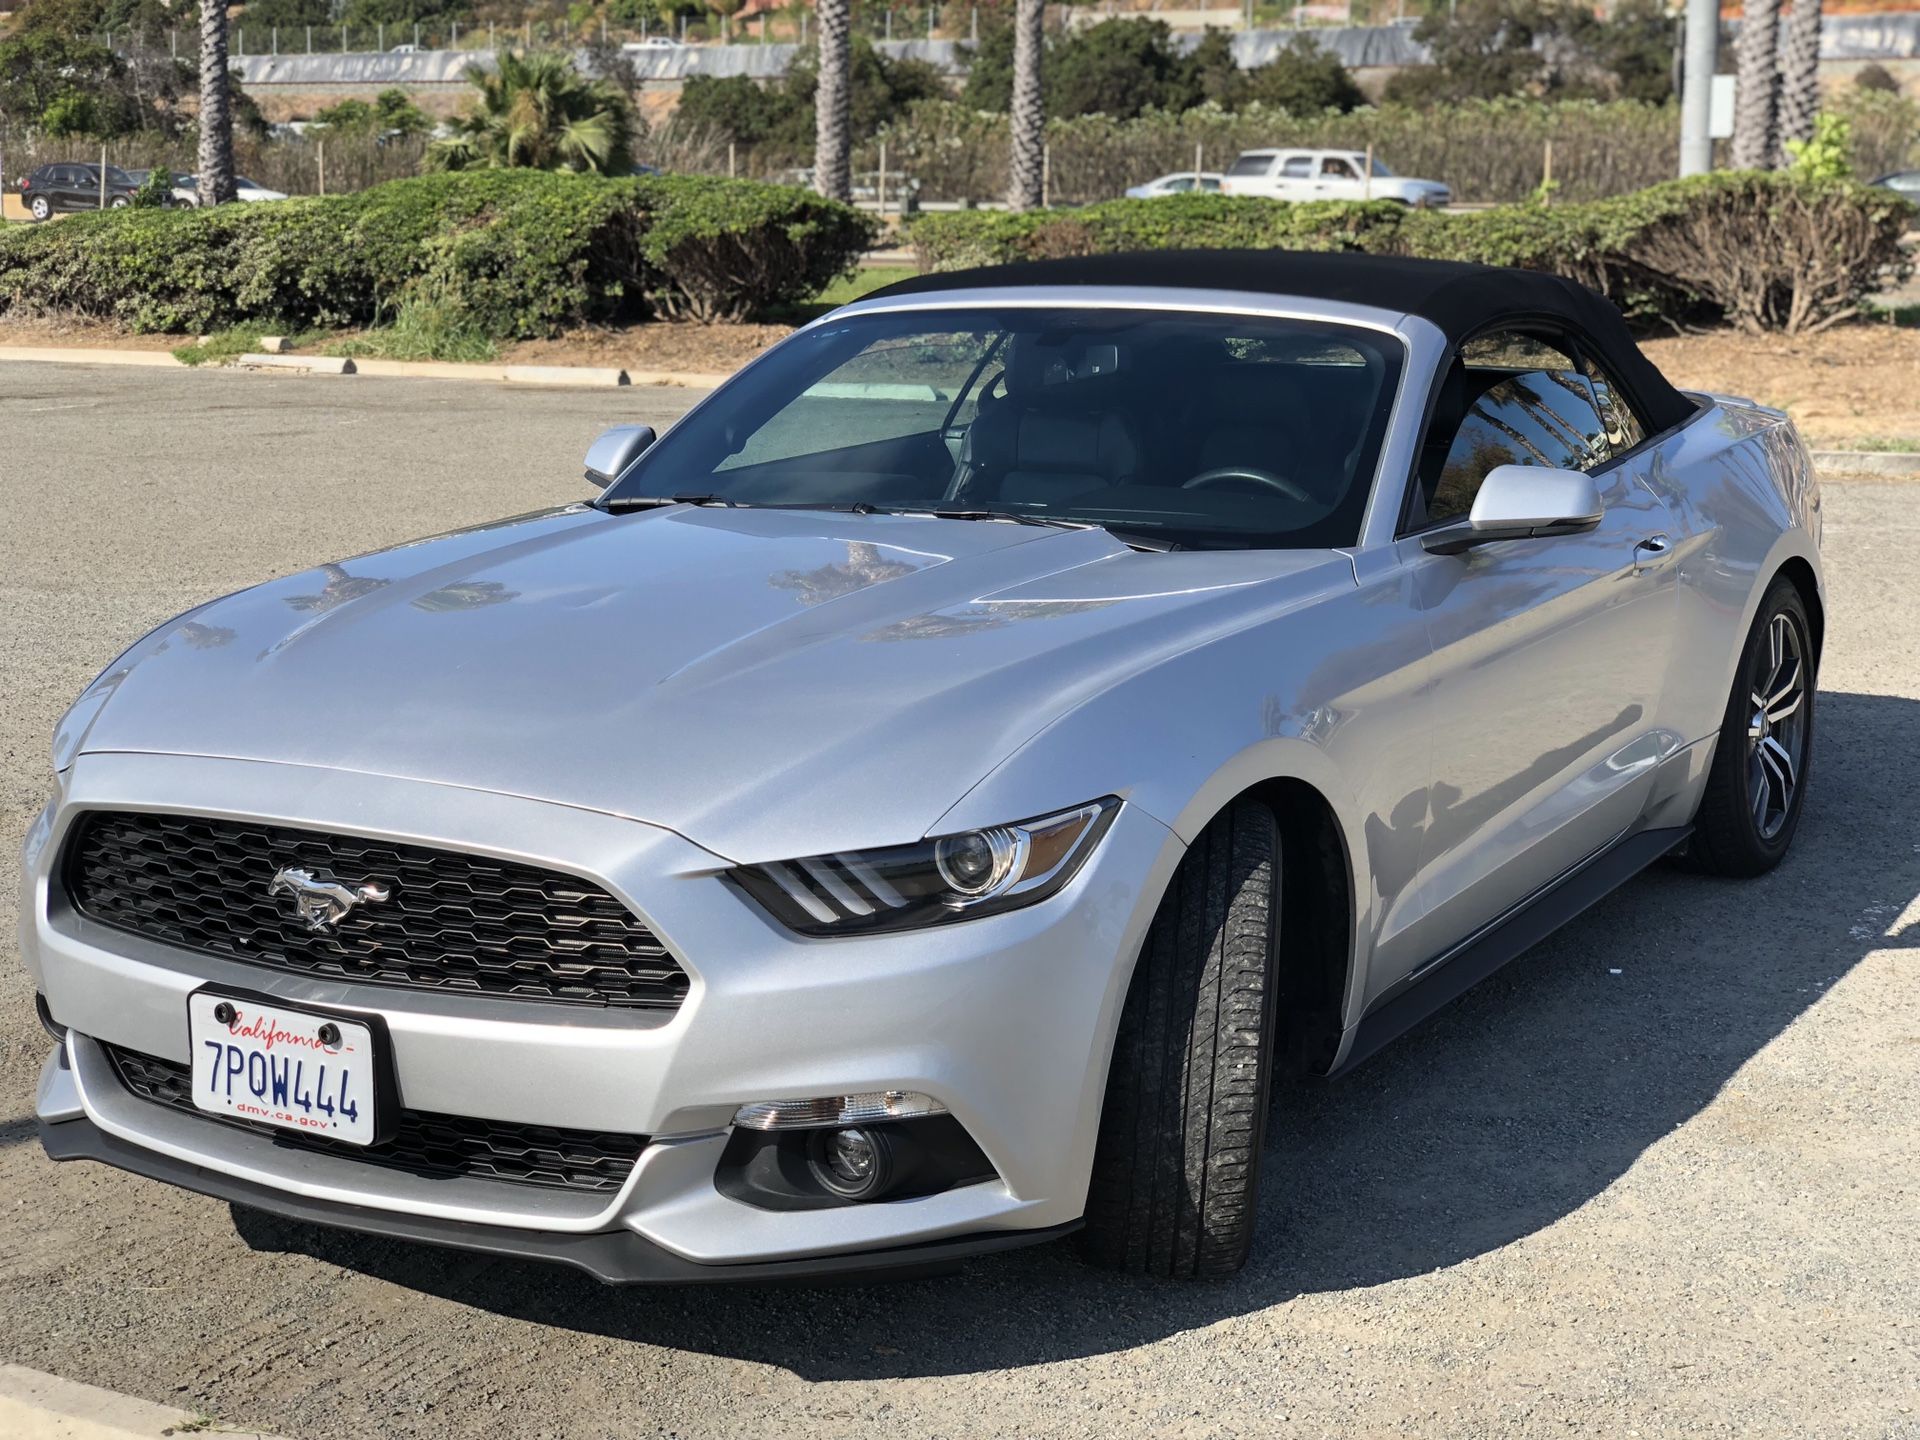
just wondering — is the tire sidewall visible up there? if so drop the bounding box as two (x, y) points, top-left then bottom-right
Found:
(30, 195), (51, 221)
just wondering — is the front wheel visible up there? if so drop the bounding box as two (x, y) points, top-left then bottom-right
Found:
(109, 195), (130, 209)
(1081, 799), (1280, 1279)
(1685, 576), (1816, 876)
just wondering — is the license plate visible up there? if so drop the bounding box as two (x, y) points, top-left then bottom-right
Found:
(188, 991), (378, 1146)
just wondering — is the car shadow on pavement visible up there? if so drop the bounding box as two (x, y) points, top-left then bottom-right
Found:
(230, 689), (1920, 1380)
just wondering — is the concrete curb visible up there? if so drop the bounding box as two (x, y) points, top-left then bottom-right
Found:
(0, 345), (183, 368)
(0, 343), (724, 388)
(0, 1364), (285, 1440)
(503, 364), (629, 387)
(238, 353), (357, 375)
(1812, 449), (1920, 476)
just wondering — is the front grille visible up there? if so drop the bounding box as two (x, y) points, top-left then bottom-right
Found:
(104, 1044), (646, 1193)
(63, 811), (689, 1009)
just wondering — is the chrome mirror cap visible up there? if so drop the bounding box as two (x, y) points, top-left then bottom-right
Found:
(584, 425), (658, 490)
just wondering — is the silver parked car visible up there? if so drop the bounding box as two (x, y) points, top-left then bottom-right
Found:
(25, 252), (1821, 1282)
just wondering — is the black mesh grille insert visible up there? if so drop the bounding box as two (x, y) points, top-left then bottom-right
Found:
(104, 1044), (646, 1193)
(63, 811), (688, 1009)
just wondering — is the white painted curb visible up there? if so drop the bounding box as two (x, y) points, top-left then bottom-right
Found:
(0, 346), (183, 368)
(1812, 449), (1920, 476)
(0, 1364), (286, 1440)
(504, 364), (630, 387)
(237, 353), (357, 375)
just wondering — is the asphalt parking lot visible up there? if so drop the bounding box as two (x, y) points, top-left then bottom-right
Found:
(1, 362), (1916, 1439)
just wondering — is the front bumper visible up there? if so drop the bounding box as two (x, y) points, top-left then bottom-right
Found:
(37, 1052), (1077, 1284)
(24, 751), (1182, 1277)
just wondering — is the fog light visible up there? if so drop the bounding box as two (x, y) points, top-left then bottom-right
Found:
(807, 1127), (895, 1201)
(733, 1090), (947, 1131)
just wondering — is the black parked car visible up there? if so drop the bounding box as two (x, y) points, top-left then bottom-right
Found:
(16, 163), (144, 220)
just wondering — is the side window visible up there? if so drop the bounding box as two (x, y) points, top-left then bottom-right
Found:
(1280, 156), (1313, 179)
(1167, 176), (1193, 192)
(1321, 158), (1357, 179)
(1423, 331), (1609, 526)
(1581, 353), (1647, 452)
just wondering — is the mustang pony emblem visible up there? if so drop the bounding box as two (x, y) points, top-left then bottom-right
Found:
(268, 867), (391, 933)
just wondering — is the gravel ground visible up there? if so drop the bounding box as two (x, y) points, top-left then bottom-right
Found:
(1, 363), (1916, 1440)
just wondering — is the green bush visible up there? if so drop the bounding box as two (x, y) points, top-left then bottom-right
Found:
(0, 170), (875, 335)
(907, 173), (1915, 334)
(909, 193), (1408, 271)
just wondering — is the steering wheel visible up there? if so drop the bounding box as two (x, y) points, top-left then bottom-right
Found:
(1181, 467), (1314, 503)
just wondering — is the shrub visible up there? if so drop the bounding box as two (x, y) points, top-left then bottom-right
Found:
(0, 171), (876, 335)
(908, 173), (1914, 334)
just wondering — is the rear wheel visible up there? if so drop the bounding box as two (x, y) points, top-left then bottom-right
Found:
(29, 195), (51, 221)
(1081, 799), (1279, 1279)
(1685, 576), (1815, 876)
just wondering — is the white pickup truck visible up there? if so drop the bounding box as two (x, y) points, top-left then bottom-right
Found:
(1221, 149), (1451, 208)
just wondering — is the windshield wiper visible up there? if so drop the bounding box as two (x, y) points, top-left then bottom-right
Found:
(899, 507), (1091, 530)
(595, 492), (739, 513)
(903, 508), (1182, 551)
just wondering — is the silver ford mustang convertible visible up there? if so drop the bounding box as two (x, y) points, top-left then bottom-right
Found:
(24, 251), (1822, 1282)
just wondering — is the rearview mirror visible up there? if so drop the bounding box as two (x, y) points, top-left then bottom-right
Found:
(584, 425), (657, 490)
(1423, 465), (1603, 556)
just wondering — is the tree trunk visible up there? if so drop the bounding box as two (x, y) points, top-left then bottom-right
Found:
(1776, 0), (1824, 163)
(813, 0), (851, 203)
(197, 0), (238, 205)
(1008, 0), (1045, 211)
(1731, 0), (1781, 170)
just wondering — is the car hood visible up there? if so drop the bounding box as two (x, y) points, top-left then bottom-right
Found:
(70, 505), (1350, 862)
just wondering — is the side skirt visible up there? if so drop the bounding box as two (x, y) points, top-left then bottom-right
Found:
(1328, 824), (1692, 1077)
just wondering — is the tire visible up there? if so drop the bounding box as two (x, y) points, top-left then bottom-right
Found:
(1081, 799), (1280, 1279)
(109, 195), (130, 209)
(29, 195), (51, 221)
(1685, 576), (1815, 877)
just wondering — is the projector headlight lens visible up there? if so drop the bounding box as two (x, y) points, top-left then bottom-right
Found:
(734, 797), (1119, 936)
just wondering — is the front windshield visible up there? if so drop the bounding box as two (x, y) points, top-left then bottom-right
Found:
(610, 306), (1405, 550)
(105, 166), (136, 186)
(1368, 158), (1396, 177)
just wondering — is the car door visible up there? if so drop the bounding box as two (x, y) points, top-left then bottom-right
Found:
(1386, 328), (1679, 987)
(47, 166), (81, 211)
(1274, 154), (1314, 201)
(1314, 156), (1367, 202)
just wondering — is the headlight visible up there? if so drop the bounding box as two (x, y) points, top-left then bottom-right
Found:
(734, 798), (1120, 936)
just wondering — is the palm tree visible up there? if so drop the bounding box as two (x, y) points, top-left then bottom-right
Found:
(196, 0), (237, 206)
(1732, 0), (1781, 169)
(1008, 0), (1045, 210)
(429, 51), (633, 174)
(813, 0), (852, 202)
(1776, 0), (1824, 164)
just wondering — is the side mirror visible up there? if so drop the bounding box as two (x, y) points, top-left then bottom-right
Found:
(1423, 464), (1603, 556)
(584, 425), (657, 490)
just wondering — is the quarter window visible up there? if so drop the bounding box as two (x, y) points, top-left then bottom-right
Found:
(1581, 354), (1647, 452)
(1420, 330), (1609, 526)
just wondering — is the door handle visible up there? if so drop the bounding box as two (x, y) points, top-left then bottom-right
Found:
(1632, 534), (1672, 574)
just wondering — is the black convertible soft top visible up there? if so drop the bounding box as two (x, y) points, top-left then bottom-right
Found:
(869, 250), (1696, 436)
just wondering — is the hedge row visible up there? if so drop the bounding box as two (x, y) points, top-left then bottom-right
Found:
(907, 173), (1916, 334)
(0, 170), (876, 334)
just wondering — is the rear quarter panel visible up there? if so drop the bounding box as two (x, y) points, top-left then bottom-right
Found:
(1643, 400), (1823, 751)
